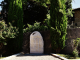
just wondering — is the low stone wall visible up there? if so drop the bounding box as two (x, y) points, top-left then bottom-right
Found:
(61, 28), (80, 54)
(22, 28), (80, 54)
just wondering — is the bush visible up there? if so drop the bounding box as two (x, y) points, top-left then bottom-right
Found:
(77, 38), (80, 54)
(23, 21), (48, 33)
(0, 20), (19, 45)
(72, 38), (80, 58)
(73, 48), (79, 58)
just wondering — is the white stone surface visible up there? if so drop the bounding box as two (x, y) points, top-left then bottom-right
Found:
(30, 31), (44, 53)
(0, 55), (61, 60)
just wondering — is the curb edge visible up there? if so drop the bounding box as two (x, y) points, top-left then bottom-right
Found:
(51, 53), (69, 60)
(0, 53), (21, 60)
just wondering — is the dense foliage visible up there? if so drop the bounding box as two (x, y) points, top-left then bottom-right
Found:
(0, 0), (48, 27)
(0, 0), (73, 54)
(23, 1), (47, 27)
(73, 38), (80, 58)
(0, 20), (19, 45)
(50, 0), (67, 53)
(23, 21), (48, 33)
(22, 0), (50, 7)
(8, 0), (23, 51)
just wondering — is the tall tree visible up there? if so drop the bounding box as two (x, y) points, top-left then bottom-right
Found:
(50, 0), (67, 53)
(8, 0), (23, 51)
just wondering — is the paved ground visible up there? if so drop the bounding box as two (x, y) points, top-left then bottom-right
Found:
(0, 54), (61, 60)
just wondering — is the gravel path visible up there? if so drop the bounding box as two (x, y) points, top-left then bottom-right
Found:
(0, 54), (61, 60)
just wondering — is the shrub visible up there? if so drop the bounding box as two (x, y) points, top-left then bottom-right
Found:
(73, 48), (79, 58)
(72, 38), (80, 58)
(77, 38), (80, 54)
(23, 21), (48, 33)
(44, 13), (50, 28)
(0, 20), (19, 45)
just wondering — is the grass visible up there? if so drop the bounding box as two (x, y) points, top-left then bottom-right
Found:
(57, 54), (80, 60)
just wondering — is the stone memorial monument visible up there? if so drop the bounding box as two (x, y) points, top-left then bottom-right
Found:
(30, 31), (44, 53)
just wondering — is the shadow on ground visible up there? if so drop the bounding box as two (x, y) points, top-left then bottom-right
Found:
(17, 53), (51, 57)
